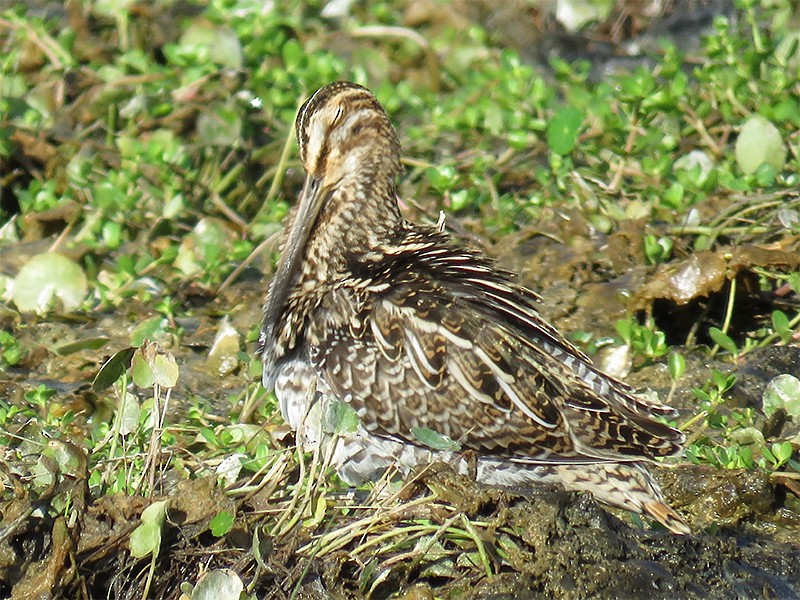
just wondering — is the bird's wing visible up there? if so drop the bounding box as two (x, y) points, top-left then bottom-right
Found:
(312, 262), (683, 463)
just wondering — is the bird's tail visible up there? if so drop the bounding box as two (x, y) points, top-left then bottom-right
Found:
(534, 461), (690, 534)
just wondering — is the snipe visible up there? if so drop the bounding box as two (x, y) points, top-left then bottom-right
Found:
(259, 81), (689, 534)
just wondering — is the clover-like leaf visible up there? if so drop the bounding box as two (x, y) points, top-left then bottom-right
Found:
(547, 107), (583, 155)
(735, 115), (786, 175)
(188, 569), (244, 600)
(129, 500), (170, 558)
(12, 253), (88, 314)
(763, 374), (800, 420)
(131, 341), (179, 388)
(209, 511), (235, 538)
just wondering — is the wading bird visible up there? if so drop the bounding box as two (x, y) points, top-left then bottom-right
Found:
(259, 81), (688, 534)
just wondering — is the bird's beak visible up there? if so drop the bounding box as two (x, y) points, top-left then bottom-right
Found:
(260, 174), (328, 390)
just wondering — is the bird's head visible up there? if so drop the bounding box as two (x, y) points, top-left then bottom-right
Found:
(295, 81), (401, 187)
(260, 82), (402, 389)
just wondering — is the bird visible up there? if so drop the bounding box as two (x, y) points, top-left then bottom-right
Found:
(258, 81), (689, 534)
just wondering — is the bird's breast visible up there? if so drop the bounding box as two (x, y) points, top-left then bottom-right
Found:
(273, 359), (318, 431)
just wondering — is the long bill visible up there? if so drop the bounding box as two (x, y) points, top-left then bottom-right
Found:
(261, 174), (328, 391)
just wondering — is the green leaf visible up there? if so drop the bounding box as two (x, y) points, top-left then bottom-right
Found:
(710, 369), (735, 393)
(302, 494), (328, 529)
(426, 164), (458, 192)
(762, 445), (777, 465)
(210, 511), (235, 537)
(775, 442), (793, 464)
(771, 310), (790, 336)
(131, 351), (155, 388)
(189, 569), (244, 600)
(789, 273), (800, 295)
(130, 342), (179, 389)
(117, 392), (140, 436)
(12, 252), (89, 314)
(708, 327), (738, 355)
(129, 500), (170, 558)
(691, 388), (712, 403)
(0, 331), (21, 367)
(668, 352), (685, 381)
(130, 317), (170, 347)
(763, 374), (800, 419)
(615, 319), (633, 344)
(735, 115), (786, 175)
(152, 352), (179, 388)
(410, 427), (461, 452)
(58, 337), (110, 356)
(322, 400), (360, 436)
(92, 347), (135, 392)
(546, 106), (583, 155)
(643, 235), (673, 264)
(199, 427), (218, 446)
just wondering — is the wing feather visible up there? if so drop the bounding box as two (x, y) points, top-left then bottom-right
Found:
(313, 230), (684, 463)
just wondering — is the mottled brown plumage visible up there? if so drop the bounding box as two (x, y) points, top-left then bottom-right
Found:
(259, 81), (689, 533)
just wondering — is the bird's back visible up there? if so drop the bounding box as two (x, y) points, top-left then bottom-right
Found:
(308, 223), (684, 465)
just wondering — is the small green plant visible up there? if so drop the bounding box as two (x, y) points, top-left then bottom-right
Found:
(210, 510), (235, 537)
(129, 499), (170, 598)
(681, 368), (738, 438)
(685, 443), (754, 470)
(684, 367), (800, 476)
(643, 234), (673, 264)
(667, 351), (685, 381)
(24, 384), (57, 409)
(615, 317), (668, 361)
(692, 369), (737, 412)
(708, 326), (739, 359)
(769, 309), (800, 345)
(760, 442), (794, 470)
(0, 330), (21, 366)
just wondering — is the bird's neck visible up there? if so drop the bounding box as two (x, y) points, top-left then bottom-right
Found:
(299, 175), (402, 285)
